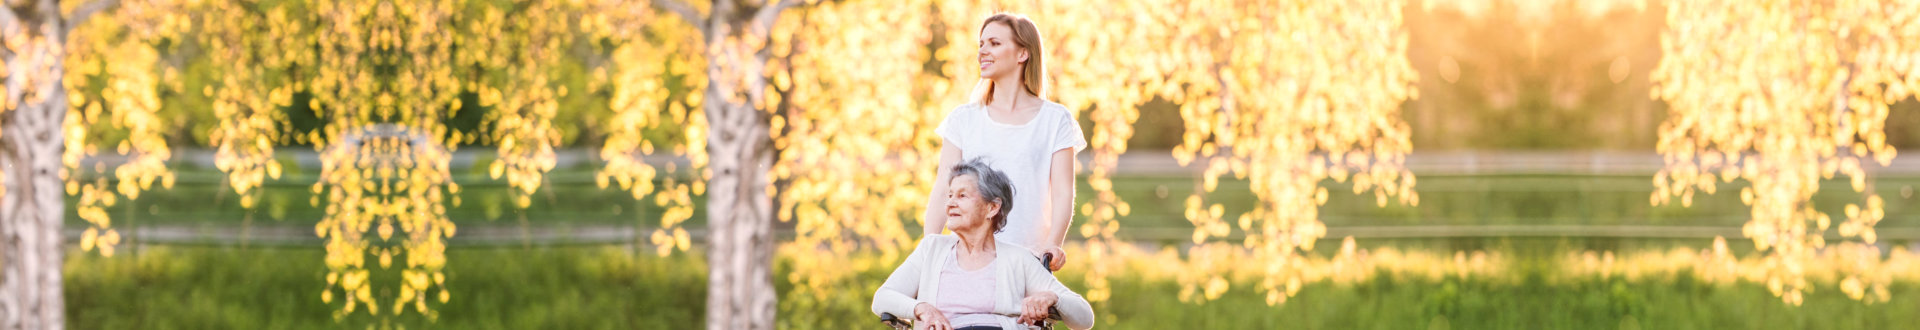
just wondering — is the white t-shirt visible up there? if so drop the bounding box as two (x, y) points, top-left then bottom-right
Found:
(934, 101), (1087, 248)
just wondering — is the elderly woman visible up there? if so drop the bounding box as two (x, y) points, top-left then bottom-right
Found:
(874, 159), (1094, 330)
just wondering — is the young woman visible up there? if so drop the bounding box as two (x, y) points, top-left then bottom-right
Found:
(924, 12), (1085, 272)
(877, 159), (1094, 330)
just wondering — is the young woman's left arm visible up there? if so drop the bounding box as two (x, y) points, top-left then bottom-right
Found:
(1035, 148), (1075, 270)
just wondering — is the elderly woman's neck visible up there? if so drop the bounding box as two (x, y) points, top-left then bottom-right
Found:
(954, 230), (995, 255)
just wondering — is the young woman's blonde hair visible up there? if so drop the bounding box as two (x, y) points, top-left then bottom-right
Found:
(969, 12), (1046, 105)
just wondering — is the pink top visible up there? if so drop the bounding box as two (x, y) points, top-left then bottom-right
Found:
(936, 253), (1013, 327)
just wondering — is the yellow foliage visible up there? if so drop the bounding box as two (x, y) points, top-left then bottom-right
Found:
(60, 0), (189, 258)
(774, 0), (940, 281)
(1650, 0), (1920, 305)
(1161, 0), (1421, 305)
(303, 0), (465, 320)
(599, 2), (705, 261)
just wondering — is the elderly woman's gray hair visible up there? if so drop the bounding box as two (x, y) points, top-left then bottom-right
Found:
(950, 158), (1014, 233)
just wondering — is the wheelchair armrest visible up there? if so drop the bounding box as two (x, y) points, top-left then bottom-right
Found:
(879, 312), (912, 329)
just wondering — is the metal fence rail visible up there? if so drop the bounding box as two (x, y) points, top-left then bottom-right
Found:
(68, 224), (1920, 248)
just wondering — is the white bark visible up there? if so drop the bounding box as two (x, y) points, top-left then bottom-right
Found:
(703, 98), (777, 330)
(0, 1), (71, 328)
(691, 0), (800, 328)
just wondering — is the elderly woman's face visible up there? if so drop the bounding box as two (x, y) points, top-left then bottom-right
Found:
(944, 174), (996, 231)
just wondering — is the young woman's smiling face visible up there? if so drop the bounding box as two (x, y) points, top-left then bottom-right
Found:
(944, 174), (997, 231)
(977, 21), (1026, 80)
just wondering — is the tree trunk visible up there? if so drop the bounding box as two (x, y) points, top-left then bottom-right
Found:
(703, 97), (777, 330)
(0, 1), (71, 328)
(696, 1), (789, 328)
(645, 0), (796, 327)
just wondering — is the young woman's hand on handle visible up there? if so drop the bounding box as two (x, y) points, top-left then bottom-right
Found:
(1036, 246), (1066, 271)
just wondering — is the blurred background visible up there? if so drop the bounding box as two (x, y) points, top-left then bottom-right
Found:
(4, 0), (1919, 329)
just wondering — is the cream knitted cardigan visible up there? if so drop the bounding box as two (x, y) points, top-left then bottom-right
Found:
(872, 234), (1095, 330)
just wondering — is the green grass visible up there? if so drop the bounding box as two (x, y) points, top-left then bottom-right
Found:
(60, 164), (1920, 328)
(65, 240), (1920, 329)
(65, 245), (705, 329)
(67, 169), (1920, 236)
(1090, 272), (1920, 329)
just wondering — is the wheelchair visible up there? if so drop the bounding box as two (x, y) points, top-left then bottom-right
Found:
(878, 254), (1063, 330)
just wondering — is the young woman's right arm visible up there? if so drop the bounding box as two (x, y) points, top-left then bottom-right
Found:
(920, 140), (963, 236)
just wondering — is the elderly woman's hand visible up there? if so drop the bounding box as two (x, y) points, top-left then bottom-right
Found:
(913, 302), (951, 330)
(1018, 290), (1058, 324)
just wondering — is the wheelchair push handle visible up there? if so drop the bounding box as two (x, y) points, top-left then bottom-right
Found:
(1036, 252), (1062, 324)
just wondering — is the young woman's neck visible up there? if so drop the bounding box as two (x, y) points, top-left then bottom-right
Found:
(987, 75), (1033, 111)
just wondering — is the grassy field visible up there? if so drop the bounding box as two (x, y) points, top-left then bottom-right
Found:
(64, 240), (1920, 329)
(64, 167), (1920, 237)
(60, 161), (1920, 328)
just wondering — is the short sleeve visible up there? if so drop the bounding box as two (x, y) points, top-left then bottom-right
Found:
(935, 105), (970, 149)
(1051, 107), (1088, 153)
